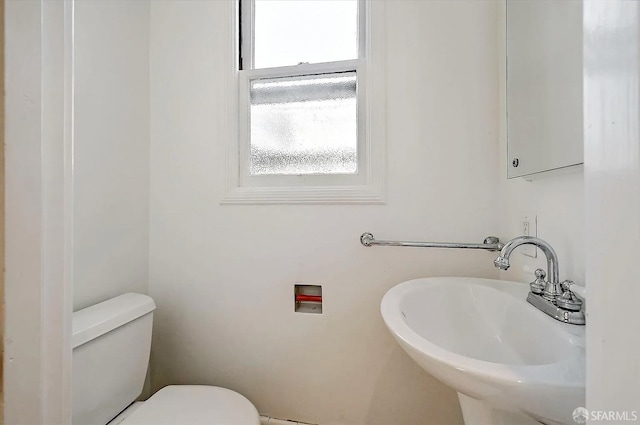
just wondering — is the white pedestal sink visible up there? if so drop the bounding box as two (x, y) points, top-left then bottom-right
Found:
(381, 277), (585, 425)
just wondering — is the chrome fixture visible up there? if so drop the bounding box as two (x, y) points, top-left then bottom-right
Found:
(494, 236), (585, 325)
(360, 233), (504, 252)
(494, 236), (560, 295)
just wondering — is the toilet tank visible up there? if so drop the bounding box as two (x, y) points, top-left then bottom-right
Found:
(72, 293), (156, 425)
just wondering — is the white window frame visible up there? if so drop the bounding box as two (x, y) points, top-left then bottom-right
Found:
(222, 0), (386, 205)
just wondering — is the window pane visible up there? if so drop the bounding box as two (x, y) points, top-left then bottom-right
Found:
(253, 0), (358, 69)
(249, 72), (357, 175)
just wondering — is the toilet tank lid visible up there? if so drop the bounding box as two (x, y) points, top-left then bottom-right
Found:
(72, 293), (156, 349)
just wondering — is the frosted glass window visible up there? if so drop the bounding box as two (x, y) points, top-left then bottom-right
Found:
(249, 72), (357, 175)
(252, 0), (358, 69)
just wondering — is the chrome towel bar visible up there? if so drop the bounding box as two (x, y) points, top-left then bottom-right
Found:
(360, 233), (504, 252)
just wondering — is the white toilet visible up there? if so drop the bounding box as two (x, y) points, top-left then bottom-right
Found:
(72, 293), (260, 425)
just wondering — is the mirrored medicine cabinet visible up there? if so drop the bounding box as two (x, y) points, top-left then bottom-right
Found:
(506, 0), (583, 179)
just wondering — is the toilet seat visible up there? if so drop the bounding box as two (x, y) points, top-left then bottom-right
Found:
(118, 385), (260, 425)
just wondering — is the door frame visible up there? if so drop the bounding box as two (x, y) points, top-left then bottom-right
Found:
(5, 1), (73, 423)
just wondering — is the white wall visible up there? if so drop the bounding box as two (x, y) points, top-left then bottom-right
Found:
(148, 1), (500, 424)
(73, 0), (150, 310)
(584, 1), (640, 418)
(499, 173), (584, 284)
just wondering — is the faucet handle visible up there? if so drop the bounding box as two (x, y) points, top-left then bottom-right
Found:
(529, 268), (546, 294)
(560, 280), (573, 292)
(556, 280), (583, 311)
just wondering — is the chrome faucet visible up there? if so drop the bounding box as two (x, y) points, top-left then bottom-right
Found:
(494, 236), (585, 325)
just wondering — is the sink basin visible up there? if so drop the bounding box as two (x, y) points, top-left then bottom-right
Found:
(381, 277), (585, 425)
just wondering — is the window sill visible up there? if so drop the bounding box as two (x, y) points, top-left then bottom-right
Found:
(220, 185), (386, 205)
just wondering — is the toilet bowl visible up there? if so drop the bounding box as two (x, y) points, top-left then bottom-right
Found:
(72, 293), (260, 425)
(107, 386), (259, 425)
